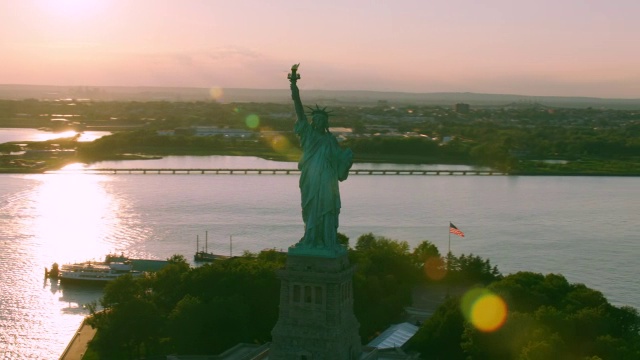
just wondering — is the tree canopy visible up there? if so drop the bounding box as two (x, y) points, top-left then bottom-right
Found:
(83, 236), (639, 359)
(409, 272), (640, 359)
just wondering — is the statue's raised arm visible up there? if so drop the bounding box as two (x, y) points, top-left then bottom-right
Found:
(288, 64), (306, 124)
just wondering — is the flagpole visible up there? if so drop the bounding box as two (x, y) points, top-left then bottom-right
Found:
(448, 221), (451, 254)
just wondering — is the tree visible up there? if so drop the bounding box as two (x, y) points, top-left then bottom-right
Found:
(150, 254), (191, 312)
(167, 295), (206, 352)
(412, 240), (446, 281)
(445, 253), (502, 285)
(411, 240), (441, 267)
(408, 297), (465, 359)
(101, 273), (143, 307)
(337, 232), (350, 247)
(88, 274), (161, 358)
(411, 270), (640, 359)
(351, 234), (419, 339)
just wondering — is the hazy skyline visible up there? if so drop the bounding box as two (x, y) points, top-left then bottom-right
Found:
(1, 0), (639, 98)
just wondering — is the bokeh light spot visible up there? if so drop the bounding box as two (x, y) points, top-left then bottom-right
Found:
(259, 127), (301, 160)
(424, 256), (446, 280)
(209, 87), (224, 101)
(461, 288), (507, 332)
(271, 135), (290, 153)
(471, 294), (507, 332)
(461, 288), (488, 319)
(245, 114), (260, 129)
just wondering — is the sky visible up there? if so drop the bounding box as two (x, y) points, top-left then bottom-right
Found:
(1, 0), (639, 98)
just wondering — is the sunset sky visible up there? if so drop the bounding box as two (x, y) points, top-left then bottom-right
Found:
(1, 0), (639, 98)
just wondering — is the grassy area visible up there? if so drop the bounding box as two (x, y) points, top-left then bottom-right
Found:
(512, 158), (640, 176)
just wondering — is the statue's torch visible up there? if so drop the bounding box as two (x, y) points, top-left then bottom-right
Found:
(288, 63), (300, 83)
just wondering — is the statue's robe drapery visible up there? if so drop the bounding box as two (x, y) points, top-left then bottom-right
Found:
(295, 119), (352, 249)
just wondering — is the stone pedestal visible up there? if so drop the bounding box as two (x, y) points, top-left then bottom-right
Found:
(270, 251), (362, 360)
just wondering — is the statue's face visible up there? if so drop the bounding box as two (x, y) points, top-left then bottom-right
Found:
(311, 114), (328, 131)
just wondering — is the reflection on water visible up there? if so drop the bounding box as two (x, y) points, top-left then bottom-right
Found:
(0, 173), (135, 359)
(0, 128), (110, 143)
(57, 282), (103, 315)
(23, 174), (119, 264)
(73, 155), (487, 171)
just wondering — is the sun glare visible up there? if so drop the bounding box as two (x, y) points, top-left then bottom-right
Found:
(37, 0), (108, 19)
(29, 174), (117, 263)
(34, 130), (78, 142)
(59, 162), (88, 171)
(210, 87), (224, 101)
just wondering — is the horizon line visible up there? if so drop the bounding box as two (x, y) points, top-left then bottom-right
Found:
(1, 83), (640, 101)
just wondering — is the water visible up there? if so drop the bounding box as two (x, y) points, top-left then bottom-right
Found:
(1, 155), (638, 359)
(0, 128), (110, 143)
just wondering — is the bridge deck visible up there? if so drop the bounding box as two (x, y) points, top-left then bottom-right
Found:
(51, 168), (506, 176)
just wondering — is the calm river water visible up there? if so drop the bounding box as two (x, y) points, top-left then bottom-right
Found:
(0, 155), (638, 359)
(0, 127), (111, 143)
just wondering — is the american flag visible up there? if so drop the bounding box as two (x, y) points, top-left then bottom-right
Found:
(449, 222), (465, 237)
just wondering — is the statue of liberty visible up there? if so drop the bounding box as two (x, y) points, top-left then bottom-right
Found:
(288, 64), (353, 253)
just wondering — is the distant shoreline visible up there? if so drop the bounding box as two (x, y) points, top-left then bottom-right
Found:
(1, 125), (638, 176)
(2, 84), (640, 109)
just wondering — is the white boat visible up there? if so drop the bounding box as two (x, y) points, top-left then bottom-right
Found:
(58, 261), (143, 284)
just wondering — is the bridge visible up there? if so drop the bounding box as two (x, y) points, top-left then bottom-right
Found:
(52, 168), (506, 176)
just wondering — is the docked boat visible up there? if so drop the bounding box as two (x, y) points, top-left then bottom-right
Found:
(194, 251), (228, 262)
(58, 260), (143, 284)
(193, 232), (230, 262)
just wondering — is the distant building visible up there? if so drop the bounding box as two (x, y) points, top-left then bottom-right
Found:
(192, 126), (254, 138)
(328, 127), (353, 136)
(329, 127), (353, 141)
(367, 322), (419, 350)
(170, 126), (255, 138)
(365, 125), (398, 134)
(259, 130), (288, 138)
(156, 130), (175, 136)
(454, 103), (470, 113)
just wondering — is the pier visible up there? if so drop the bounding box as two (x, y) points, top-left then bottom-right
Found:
(53, 168), (506, 176)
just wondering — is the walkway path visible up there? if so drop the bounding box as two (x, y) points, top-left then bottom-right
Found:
(59, 320), (96, 360)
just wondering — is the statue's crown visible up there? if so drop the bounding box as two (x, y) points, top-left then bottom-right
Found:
(306, 104), (332, 118)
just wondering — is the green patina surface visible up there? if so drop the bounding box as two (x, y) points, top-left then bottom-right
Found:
(288, 64), (353, 257)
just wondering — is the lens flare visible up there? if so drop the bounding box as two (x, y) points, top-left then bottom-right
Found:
(245, 114), (260, 129)
(424, 256), (446, 280)
(461, 288), (507, 332)
(271, 135), (291, 153)
(209, 87), (224, 101)
(259, 128), (301, 160)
